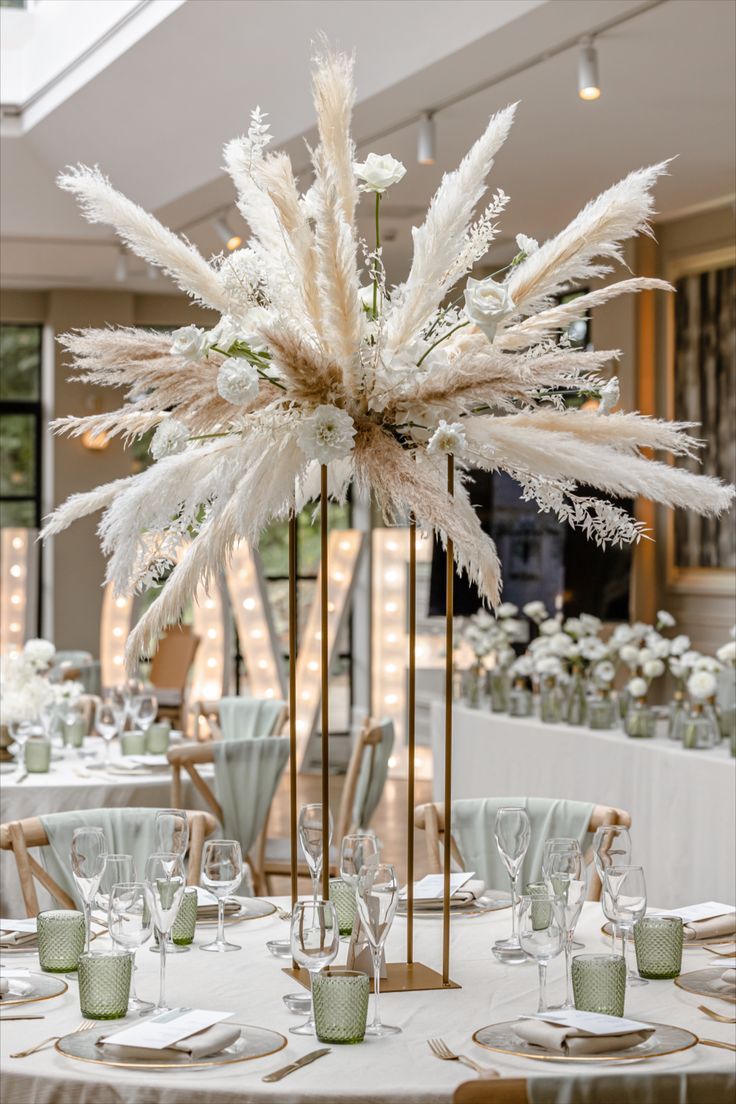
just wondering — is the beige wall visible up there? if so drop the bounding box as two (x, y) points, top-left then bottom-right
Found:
(0, 288), (215, 655)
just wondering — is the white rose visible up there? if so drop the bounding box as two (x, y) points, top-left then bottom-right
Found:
(217, 358), (259, 406)
(627, 677), (648, 698)
(170, 325), (208, 363)
(463, 276), (515, 341)
(497, 602), (518, 619)
(643, 658), (665, 678)
(515, 233), (539, 256)
(353, 153), (406, 193)
(716, 641), (736, 665)
(150, 418), (189, 461)
(656, 609), (676, 629)
(297, 404), (356, 464)
(687, 670), (717, 700)
(427, 420), (467, 459)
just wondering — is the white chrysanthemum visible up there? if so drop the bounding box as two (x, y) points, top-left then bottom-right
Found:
(170, 325), (208, 363)
(150, 418), (189, 461)
(694, 655), (724, 673)
(515, 233), (539, 256)
(297, 404), (356, 464)
(593, 660), (616, 684)
(716, 641), (736, 665)
(510, 655), (534, 677)
(679, 650), (702, 670)
(427, 420), (467, 458)
(579, 613), (602, 635)
(23, 638), (56, 669)
(523, 601), (548, 623)
(619, 644), (640, 668)
(627, 677), (648, 698)
(540, 618), (559, 636)
(643, 658), (665, 678)
(687, 670), (717, 700)
(353, 153), (406, 193)
(217, 358), (259, 406)
(580, 637), (607, 662)
(536, 656), (562, 676)
(497, 602), (518, 618)
(656, 609), (676, 629)
(611, 624), (635, 645)
(669, 634), (690, 656)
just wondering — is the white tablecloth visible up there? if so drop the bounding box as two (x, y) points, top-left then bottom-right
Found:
(1, 899), (733, 1103)
(0, 740), (211, 915)
(430, 704), (736, 908)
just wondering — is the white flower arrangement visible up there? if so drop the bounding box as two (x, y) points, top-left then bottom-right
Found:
(297, 404), (357, 464)
(627, 676), (648, 699)
(593, 660), (616, 685)
(0, 643), (57, 726)
(522, 600), (548, 624)
(687, 670), (717, 700)
(716, 640), (736, 665)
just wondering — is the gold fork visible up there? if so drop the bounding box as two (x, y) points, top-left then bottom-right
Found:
(428, 1037), (499, 1077)
(704, 945), (736, 956)
(699, 1037), (736, 1052)
(698, 1005), (736, 1024)
(10, 1019), (93, 1058)
(276, 907), (292, 922)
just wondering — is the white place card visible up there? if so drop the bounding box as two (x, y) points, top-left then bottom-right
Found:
(0, 918), (37, 933)
(102, 1007), (232, 1050)
(655, 901), (735, 923)
(195, 887), (219, 906)
(526, 1010), (650, 1036)
(400, 873), (475, 901)
(128, 754), (170, 768)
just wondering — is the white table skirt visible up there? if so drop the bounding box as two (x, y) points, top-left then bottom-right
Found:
(430, 704), (736, 909)
(1, 899), (733, 1103)
(0, 740), (211, 915)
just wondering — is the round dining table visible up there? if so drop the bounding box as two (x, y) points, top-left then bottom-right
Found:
(1, 899), (733, 1103)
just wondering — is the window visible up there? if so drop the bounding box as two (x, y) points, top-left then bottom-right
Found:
(0, 324), (43, 530)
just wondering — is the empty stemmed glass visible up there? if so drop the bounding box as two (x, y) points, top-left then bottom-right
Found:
(95, 853), (134, 916)
(546, 849), (587, 1009)
(70, 826), (108, 953)
(299, 804), (333, 910)
(200, 839), (243, 952)
(104, 686), (127, 732)
(152, 809), (190, 954)
(132, 693), (158, 738)
(144, 852), (186, 1011)
(592, 826), (632, 882)
(289, 900), (339, 1035)
(356, 861), (401, 1037)
(340, 833), (380, 888)
(518, 892), (564, 1013)
(542, 838), (585, 949)
(603, 864), (648, 986)
(492, 806), (531, 963)
(8, 721), (33, 777)
(108, 881), (153, 1013)
(94, 702), (118, 766)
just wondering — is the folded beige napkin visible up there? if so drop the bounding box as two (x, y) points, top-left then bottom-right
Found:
(401, 880), (488, 913)
(0, 978), (9, 997)
(710, 967), (736, 994)
(0, 930), (37, 947)
(514, 1019), (654, 1056)
(101, 1022), (241, 1061)
(683, 913), (736, 942)
(196, 900), (241, 919)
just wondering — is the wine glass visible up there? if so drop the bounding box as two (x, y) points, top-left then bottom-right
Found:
(108, 881), (153, 1013)
(8, 720), (33, 777)
(133, 693), (158, 736)
(200, 839), (243, 952)
(70, 826), (108, 953)
(144, 852), (186, 1011)
(299, 804), (333, 910)
(340, 833), (380, 888)
(356, 862), (401, 1037)
(542, 838), (584, 950)
(603, 865), (648, 986)
(95, 853), (134, 915)
(546, 849), (587, 1010)
(94, 701), (119, 766)
(289, 900), (339, 1035)
(492, 806), (531, 963)
(592, 826), (632, 883)
(103, 686), (127, 732)
(518, 892), (564, 1012)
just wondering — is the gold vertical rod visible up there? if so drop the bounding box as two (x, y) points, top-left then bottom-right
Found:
(288, 503), (298, 968)
(442, 455), (454, 985)
(320, 464), (330, 901)
(407, 515), (417, 963)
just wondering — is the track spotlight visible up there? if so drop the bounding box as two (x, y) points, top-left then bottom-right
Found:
(578, 36), (601, 101)
(417, 112), (436, 165)
(213, 215), (242, 251)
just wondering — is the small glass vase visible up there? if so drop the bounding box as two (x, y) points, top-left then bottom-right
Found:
(682, 703), (718, 749)
(564, 668), (587, 726)
(668, 692), (687, 741)
(718, 703), (736, 744)
(508, 679), (533, 718)
(24, 736), (51, 773)
(488, 669), (510, 713)
(540, 678), (563, 724)
(461, 665), (484, 709)
(626, 697), (655, 739)
(588, 691), (616, 731)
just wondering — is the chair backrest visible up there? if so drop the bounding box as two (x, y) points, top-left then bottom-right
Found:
(335, 717), (394, 842)
(454, 1080), (527, 1104)
(212, 736), (290, 856)
(149, 625), (200, 692)
(0, 808), (218, 917)
(76, 694), (100, 735)
(216, 697), (287, 741)
(414, 799), (631, 901)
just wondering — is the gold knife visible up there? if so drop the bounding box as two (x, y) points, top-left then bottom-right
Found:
(262, 1047), (331, 1082)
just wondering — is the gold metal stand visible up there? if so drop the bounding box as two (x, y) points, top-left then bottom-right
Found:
(320, 464), (330, 900)
(288, 504), (298, 968)
(443, 454), (454, 984)
(406, 515), (416, 963)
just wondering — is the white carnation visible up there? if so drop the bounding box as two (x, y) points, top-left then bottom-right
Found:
(523, 601), (548, 623)
(611, 624), (635, 645)
(297, 404), (356, 464)
(656, 609), (676, 629)
(540, 618), (559, 636)
(579, 613), (602, 635)
(643, 658), (665, 678)
(353, 153), (406, 193)
(580, 637), (607, 662)
(687, 670), (717, 700)
(627, 677), (648, 698)
(23, 638), (56, 670)
(427, 420), (467, 459)
(217, 358), (259, 405)
(497, 602), (518, 619)
(150, 418), (189, 461)
(208, 315), (242, 352)
(536, 656), (562, 676)
(679, 650), (702, 670)
(694, 655), (724, 673)
(619, 644), (640, 668)
(549, 632), (572, 656)
(463, 276), (514, 341)
(515, 233), (539, 256)
(170, 325), (208, 363)
(670, 634), (691, 656)
(716, 641), (736, 665)
(593, 660), (616, 684)
(597, 377), (620, 416)
(563, 617), (583, 638)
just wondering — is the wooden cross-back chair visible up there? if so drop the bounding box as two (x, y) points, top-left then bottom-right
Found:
(414, 801), (632, 901)
(454, 1080), (527, 1103)
(149, 625), (201, 729)
(190, 699), (288, 742)
(0, 810), (218, 918)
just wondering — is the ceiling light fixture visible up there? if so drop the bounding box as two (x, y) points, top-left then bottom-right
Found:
(578, 36), (601, 101)
(213, 215), (242, 252)
(417, 112), (436, 165)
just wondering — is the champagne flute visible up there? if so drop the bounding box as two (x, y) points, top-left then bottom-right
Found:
(518, 892), (564, 1012)
(108, 881), (153, 1013)
(289, 900), (339, 1035)
(299, 804), (333, 910)
(133, 693), (158, 737)
(153, 809), (190, 955)
(492, 806), (531, 963)
(356, 862), (401, 1037)
(603, 865), (648, 986)
(200, 839), (243, 952)
(94, 701), (118, 767)
(70, 826), (108, 953)
(95, 853), (134, 915)
(144, 852), (185, 1011)
(542, 838), (584, 950)
(546, 849), (587, 1009)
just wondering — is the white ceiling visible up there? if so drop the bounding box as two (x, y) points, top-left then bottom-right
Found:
(1, 0), (734, 294)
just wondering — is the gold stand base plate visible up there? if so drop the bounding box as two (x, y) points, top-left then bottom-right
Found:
(283, 962), (460, 993)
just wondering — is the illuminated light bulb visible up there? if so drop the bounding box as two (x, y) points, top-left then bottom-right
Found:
(302, 691), (311, 701)
(250, 629), (263, 639)
(384, 693), (398, 705)
(115, 598), (127, 609)
(10, 594), (21, 606)
(113, 655), (124, 666)
(242, 597), (256, 610)
(207, 628), (218, 639)
(9, 622), (20, 633)
(384, 602), (398, 614)
(113, 627), (124, 638)
(327, 602), (335, 613)
(307, 660), (319, 671)
(385, 633), (398, 644)
(11, 537), (23, 550)
(578, 36), (601, 100)
(385, 663), (398, 674)
(332, 571), (345, 583)
(204, 599), (215, 610)
(296, 720), (307, 733)
(386, 541), (398, 552)
(339, 540), (351, 552)
(263, 688), (275, 698)
(315, 631), (322, 641)
(384, 570), (400, 584)
(257, 659), (268, 670)
(9, 565), (22, 578)
(239, 569), (248, 579)
(388, 755), (398, 769)
(207, 657), (217, 668)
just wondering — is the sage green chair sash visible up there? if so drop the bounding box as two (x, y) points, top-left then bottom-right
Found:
(352, 719), (394, 831)
(217, 697), (285, 741)
(451, 796), (595, 890)
(38, 808), (162, 909)
(212, 736), (290, 857)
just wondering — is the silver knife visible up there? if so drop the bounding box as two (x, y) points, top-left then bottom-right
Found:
(262, 1047), (330, 1082)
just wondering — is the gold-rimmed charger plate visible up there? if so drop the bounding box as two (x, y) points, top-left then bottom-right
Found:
(675, 968), (736, 1004)
(55, 1023), (287, 1070)
(196, 897), (276, 927)
(0, 971), (68, 1007)
(398, 891), (511, 920)
(601, 921), (734, 948)
(473, 1020), (698, 1063)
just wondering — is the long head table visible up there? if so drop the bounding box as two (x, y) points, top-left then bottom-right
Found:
(1, 899), (733, 1103)
(430, 704), (736, 908)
